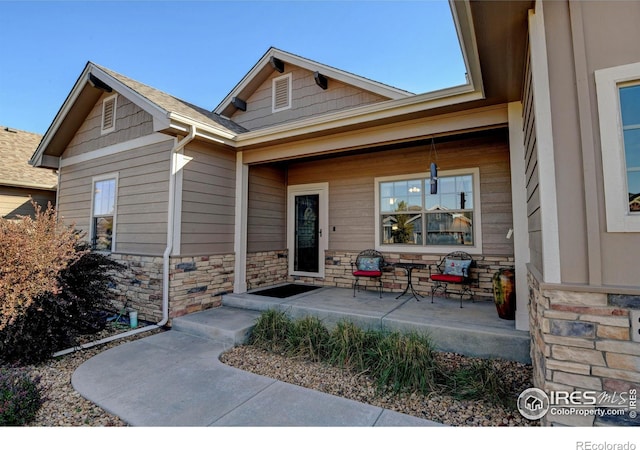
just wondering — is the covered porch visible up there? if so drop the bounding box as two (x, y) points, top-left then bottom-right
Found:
(221, 284), (531, 364)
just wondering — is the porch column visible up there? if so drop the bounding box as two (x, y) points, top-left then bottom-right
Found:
(234, 151), (248, 293)
(508, 102), (531, 332)
(529, 1), (562, 283)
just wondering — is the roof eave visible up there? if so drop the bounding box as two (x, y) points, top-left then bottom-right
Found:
(167, 113), (237, 146)
(30, 64), (173, 168)
(0, 179), (57, 191)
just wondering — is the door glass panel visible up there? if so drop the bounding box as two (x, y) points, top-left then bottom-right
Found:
(294, 194), (319, 273)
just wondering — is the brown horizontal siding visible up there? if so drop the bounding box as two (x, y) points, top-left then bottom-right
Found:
(231, 66), (388, 131)
(0, 187), (56, 219)
(57, 138), (172, 255)
(286, 129), (513, 255)
(65, 93), (154, 158)
(522, 48), (543, 273)
(180, 142), (236, 255)
(247, 165), (286, 252)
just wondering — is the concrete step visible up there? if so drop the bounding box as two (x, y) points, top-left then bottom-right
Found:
(171, 306), (262, 346)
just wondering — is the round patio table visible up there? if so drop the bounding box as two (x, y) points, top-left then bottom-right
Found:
(393, 262), (427, 301)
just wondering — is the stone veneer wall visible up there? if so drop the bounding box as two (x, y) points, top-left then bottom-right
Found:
(279, 250), (514, 300)
(108, 253), (234, 324)
(109, 254), (164, 323)
(169, 254), (234, 319)
(246, 250), (289, 290)
(528, 270), (640, 426)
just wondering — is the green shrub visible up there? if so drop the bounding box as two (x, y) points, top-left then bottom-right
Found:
(446, 359), (513, 407)
(249, 309), (294, 353)
(287, 316), (330, 362)
(0, 369), (43, 426)
(0, 244), (124, 365)
(367, 330), (443, 394)
(327, 320), (380, 371)
(247, 312), (513, 405)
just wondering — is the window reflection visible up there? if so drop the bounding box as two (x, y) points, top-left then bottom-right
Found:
(619, 84), (640, 212)
(380, 173), (474, 247)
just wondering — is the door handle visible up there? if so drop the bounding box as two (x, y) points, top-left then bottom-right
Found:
(319, 229), (322, 237)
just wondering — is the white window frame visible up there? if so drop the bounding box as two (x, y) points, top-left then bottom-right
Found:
(595, 62), (640, 232)
(374, 168), (483, 254)
(90, 173), (119, 252)
(101, 93), (117, 135)
(272, 73), (292, 112)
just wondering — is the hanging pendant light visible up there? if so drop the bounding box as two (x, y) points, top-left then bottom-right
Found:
(429, 137), (438, 195)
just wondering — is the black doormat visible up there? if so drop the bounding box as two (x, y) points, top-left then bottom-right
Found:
(253, 284), (321, 298)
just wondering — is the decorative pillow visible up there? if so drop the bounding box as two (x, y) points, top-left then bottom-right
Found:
(358, 257), (381, 272)
(443, 258), (471, 277)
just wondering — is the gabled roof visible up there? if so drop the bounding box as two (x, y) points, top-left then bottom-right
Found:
(31, 62), (247, 168)
(214, 47), (415, 117)
(0, 126), (57, 190)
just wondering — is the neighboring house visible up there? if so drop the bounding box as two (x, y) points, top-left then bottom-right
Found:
(0, 126), (57, 218)
(30, 0), (640, 426)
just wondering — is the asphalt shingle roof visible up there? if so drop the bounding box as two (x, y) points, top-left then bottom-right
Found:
(0, 126), (57, 189)
(96, 65), (248, 135)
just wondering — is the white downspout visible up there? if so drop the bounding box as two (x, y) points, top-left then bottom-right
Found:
(53, 126), (196, 357)
(161, 125), (196, 325)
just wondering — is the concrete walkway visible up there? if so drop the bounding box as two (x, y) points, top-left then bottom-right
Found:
(72, 328), (442, 427)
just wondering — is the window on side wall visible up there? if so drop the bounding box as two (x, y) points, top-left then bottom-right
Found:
(375, 168), (482, 254)
(91, 174), (118, 252)
(595, 63), (640, 232)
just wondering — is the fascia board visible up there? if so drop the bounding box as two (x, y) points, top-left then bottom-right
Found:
(450, 0), (485, 97)
(269, 48), (414, 99)
(214, 47), (414, 115)
(30, 63), (93, 167)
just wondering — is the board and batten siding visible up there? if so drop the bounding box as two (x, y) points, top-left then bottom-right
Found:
(64, 93), (154, 158)
(522, 47), (544, 276)
(0, 187), (56, 219)
(230, 66), (389, 131)
(247, 164), (286, 253)
(57, 138), (173, 255)
(286, 129), (514, 255)
(180, 141), (236, 255)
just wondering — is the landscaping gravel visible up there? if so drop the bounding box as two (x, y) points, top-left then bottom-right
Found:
(220, 345), (539, 427)
(11, 328), (538, 427)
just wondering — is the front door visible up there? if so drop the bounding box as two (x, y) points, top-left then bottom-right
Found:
(288, 183), (328, 277)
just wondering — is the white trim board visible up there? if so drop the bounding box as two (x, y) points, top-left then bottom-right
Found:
(60, 133), (174, 168)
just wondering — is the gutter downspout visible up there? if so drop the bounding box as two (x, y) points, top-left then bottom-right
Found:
(53, 126), (196, 357)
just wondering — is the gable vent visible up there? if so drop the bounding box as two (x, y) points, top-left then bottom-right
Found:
(272, 73), (291, 112)
(101, 94), (117, 134)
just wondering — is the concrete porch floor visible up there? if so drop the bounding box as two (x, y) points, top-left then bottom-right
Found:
(221, 285), (531, 364)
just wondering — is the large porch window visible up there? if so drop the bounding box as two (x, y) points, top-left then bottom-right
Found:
(376, 168), (482, 253)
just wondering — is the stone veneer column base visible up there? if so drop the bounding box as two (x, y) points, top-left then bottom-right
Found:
(528, 269), (640, 426)
(108, 253), (235, 325)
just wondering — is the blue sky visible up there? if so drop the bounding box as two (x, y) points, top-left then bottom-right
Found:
(0, 0), (466, 135)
